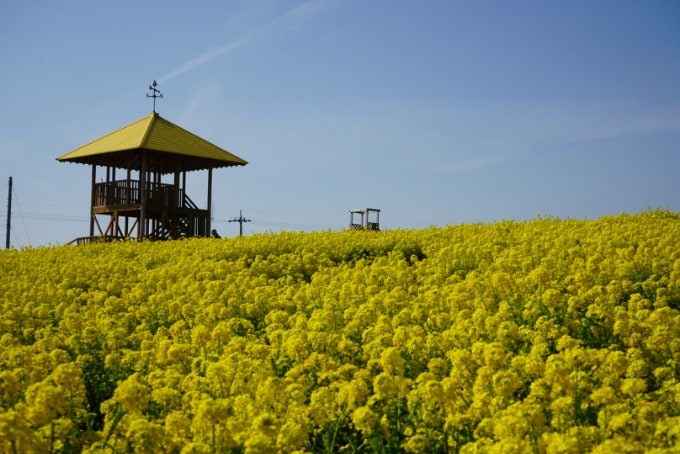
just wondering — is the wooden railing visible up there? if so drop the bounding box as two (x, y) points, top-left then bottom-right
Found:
(93, 180), (140, 207)
(93, 180), (198, 209)
(351, 222), (380, 231)
(68, 235), (120, 246)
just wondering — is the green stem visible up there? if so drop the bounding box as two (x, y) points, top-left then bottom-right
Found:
(49, 421), (55, 454)
(101, 405), (126, 449)
(326, 412), (345, 454)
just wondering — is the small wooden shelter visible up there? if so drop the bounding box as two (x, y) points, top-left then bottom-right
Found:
(350, 208), (380, 231)
(57, 112), (247, 243)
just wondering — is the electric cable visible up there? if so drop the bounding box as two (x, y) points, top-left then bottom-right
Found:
(12, 186), (32, 247)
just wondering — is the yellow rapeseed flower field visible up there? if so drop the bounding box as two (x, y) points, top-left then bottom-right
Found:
(1, 210), (679, 453)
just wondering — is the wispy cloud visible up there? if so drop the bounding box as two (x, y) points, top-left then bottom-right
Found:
(177, 80), (224, 124)
(571, 110), (680, 144)
(159, 0), (337, 83)
(159, 38), (252, 83)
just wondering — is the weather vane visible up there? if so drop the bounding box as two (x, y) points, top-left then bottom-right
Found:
(146, 80), (163, 112)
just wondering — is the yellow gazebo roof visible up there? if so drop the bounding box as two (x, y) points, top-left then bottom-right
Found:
(57, 112), (247, 173)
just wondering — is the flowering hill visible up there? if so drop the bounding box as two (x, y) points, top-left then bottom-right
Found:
(1, 210), (679, 453)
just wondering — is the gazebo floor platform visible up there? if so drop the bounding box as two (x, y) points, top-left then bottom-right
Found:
(92, 204), (208, 217)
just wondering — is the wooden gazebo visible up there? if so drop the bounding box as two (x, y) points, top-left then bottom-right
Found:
(57, 112), (247, 243)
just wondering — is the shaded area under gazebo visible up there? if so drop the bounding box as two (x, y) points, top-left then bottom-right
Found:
(57, 112), (247, 244)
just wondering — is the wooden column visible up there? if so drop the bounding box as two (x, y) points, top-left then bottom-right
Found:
(125, 169), (131, 236)
(182, 171), (186, 204)
(174, 168), (180, 208)
(139, 151), (147, 239)
(90, 165), (96, 237)
(207, 168), (213, 235)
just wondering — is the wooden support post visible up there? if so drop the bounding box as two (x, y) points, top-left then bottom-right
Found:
(207, 168), (213, 236)
(125, 168), (131, 237)
(140, 151), (147, 239)
(90, 165), (96, 237)
(126, 169), (132, 204)
(93, 215), (104, 236)
(182, 171), (187, 207)
(174, 170), (180, 208)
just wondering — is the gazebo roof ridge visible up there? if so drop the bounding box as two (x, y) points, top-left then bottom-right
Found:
(139, 111), (157, 148)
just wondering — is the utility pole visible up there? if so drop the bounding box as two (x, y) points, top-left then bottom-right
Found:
(5, 177), (12, 249)
(229, 209), (251, 237)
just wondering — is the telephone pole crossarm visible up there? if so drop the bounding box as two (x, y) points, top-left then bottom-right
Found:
(228, 209), (251, 236)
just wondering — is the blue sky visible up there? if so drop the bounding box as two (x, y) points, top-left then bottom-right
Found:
(1, 0), (679, 246)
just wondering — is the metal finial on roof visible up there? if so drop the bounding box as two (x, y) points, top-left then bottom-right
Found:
(146, 80), (163, 112)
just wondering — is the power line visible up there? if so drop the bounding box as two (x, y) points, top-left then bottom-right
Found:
(241, 208), (346, 224)
(251, 220), (332, 231)
(12, 183), (32, 247)
(10, 224), (22, 249)
(215, 207), (348, 232)
(0, 211), (88, 223)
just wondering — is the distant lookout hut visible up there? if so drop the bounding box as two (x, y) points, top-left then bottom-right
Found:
(57, 111), (247, 244)
(350, 208), (380, 231)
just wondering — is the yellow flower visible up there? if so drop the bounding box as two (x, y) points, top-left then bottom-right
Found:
(244, 414), (277, 454)
(492, 370), (522, 399)
(620, 378), (646, 396)
(352, 406), (378, 435)
(590, 386), (618, 407)
(276, 420), (308, 451)
(403, 433), (427, 453)
(608, 412), (632, 432)
(309, 387), (338, 426)
(336, 378), (370, 410)
(113, 373), (150, 414)
(25, 381), (65, 425)
(373, 372), (399, 401)
(165, 410), (192, 444)
(0, 370), (22, 407)
(380, 347), (404, 375)
(125, 417), (166, 454)
(179, 442), (211, 453)
(2, 211), (679, 451)
(482, 342), (508, 368)
(0, 409), (44, 452)
(542, 432), (580, 454)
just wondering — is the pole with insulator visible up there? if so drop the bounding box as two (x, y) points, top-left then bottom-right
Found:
(229, 209), (251, 237)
